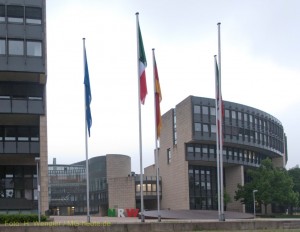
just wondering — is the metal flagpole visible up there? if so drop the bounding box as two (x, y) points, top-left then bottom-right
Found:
(136, 12), (145, 223)
(214, 55), (221, 221)
(217, 22), (225, 221)
(83, 38), (90, 223)
(152, 48), (161, 222)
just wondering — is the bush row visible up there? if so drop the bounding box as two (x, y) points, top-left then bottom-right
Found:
(0, 214), (47, 223)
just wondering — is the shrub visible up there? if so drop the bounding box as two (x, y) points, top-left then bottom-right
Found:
(0, 214), (47, 224)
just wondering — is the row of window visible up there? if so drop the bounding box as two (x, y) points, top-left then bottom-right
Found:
(193, 121), (283, 152)
(49, 190), (108, 204)
(0, 126), (39, 142)
(0, 166), (38, 200)
(188, 166), (217, 210)
(194, 122), (216, 133)
(187, 144), (266, 164)
(0, 39), (42, 56)
(0, 5), (42, 24)
(194, 105), (283, 138)
(90, 178), (107, 191)
(136, 183), (160, 193)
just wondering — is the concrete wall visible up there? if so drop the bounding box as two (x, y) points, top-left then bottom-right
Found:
(144, 164), (156, 176)
(225, 165), (245, 212)
(107, 177), (135, 209)
(158, 97), (192, 210)
(106, 154), (131, 179)
(2, 220), (300, 231)
(40, 115), (49, 214)
(106, 155), (135, 210)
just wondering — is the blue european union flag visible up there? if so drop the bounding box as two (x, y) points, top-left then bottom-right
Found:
(84, 44), (92, 137)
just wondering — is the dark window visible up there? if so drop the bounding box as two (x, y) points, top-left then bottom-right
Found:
(26, 41), (42, 56)
(17, 127), (29, 141)
(7, 5), (24, 23)
(189, 165), (217, 210)
(232, 110), (236, 119)
(209, 146), (215, 158)
(203, 124), (209, 132)
(211, 124), (216, 133)
(194, 105), (200, 114)
(167, 148), (171, 164)
(202, 106), (208, 115)
(0, 39), (5, 55)
(225, 109), (230, 118)
(30, 127), (39, 141)
(0, 127), (3, 141)
(244, 113), (248, 123)
(25, 7), (42, 24)
(173, 109), (177, 145)
(238, 112), (242, 120)
(194, 122), (201, 132)
(5, 127), (16, 141)
(8, 39), (24, 55)
(210, 107), (216, 116)
(202, 145), (208, 155)
(0, 5), (4, 22)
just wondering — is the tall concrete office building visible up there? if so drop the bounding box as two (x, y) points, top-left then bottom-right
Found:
(0, 0), (48, 214)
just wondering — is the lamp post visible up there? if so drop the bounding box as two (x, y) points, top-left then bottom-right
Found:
(253, 189), (258, 219)
(35, 157), (41, 223)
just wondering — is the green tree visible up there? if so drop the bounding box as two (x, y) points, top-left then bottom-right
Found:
(273, 169), (299, 207)
(288, 166), (300, 209)
(235, 158), (298, 215)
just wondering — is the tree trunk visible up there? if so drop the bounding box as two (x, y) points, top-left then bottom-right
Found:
(264, 204), (268, 215)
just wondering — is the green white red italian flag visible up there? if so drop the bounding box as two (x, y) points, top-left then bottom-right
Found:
(137, 22), (147, 104)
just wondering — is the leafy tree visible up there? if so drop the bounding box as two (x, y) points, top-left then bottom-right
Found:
(288, 166), (300, 210)
(288, 166), (300, 197)
(235, 158), (299, 215)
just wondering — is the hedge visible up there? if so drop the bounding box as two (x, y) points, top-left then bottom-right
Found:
(0, 214), (47, 224)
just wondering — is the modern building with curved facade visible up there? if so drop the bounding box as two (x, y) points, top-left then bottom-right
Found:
(151, 95), (287, 213)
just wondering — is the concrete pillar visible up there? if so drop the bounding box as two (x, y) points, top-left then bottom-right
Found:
(225, 165), (245, 213)
(40, 115), (49, 214)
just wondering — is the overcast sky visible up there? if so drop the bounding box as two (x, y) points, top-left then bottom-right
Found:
(46, 0), (300, 171)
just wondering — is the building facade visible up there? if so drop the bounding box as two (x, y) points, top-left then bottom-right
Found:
(49, 154), (161, 216)
(0, 0), (48, 214)
(156, 96), (287, 213)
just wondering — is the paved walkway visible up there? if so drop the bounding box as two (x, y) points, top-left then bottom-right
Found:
(50, 209), (254, 223)
(143, 209), (254, 220)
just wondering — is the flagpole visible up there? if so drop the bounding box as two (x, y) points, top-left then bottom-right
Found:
(217, 22), (225, 222)
(152, 48), (161, 222)
(83, 38), (90, 223)
(136, 12), (145, 223)
(215, 55), (221, 221)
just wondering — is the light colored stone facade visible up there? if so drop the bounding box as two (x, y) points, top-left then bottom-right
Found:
(225, 165), (245, 212)
(106, 154), (131, 179)
(107, 176), (136, 209)
(158, 97), (192, 210)
(144, 164), (156, 176)
(40, 115), (49, 214)
(106, 154), (135, 209)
